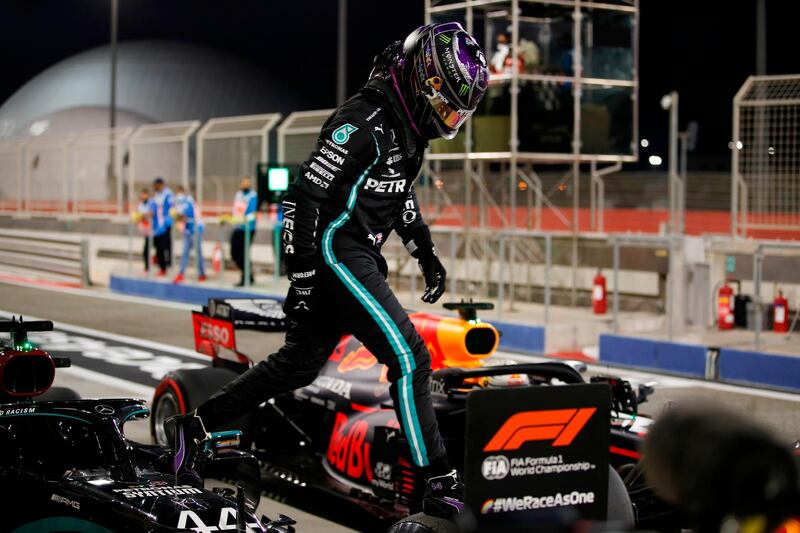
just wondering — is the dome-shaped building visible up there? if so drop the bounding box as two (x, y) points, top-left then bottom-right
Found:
(0, 40), (298, 137)
(0, 41), (300, 210)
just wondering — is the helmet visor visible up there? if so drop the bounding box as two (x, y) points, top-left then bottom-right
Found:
(425, 88), (473, 136)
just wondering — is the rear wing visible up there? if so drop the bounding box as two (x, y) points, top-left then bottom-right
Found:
(205, 298), (287, 331)
(192, 298), (288, 365)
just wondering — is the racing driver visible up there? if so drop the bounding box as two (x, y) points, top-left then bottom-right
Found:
(167, 22), (489, 518)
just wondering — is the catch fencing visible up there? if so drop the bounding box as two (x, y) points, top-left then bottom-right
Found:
(733, 75), (800, 237)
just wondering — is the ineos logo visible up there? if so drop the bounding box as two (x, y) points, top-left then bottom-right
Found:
(95, 405), (115, 415)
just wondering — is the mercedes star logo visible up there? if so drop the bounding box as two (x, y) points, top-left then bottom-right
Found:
(95, 405), (115, 415)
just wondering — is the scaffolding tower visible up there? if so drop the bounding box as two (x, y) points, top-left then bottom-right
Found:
(424, 0), (639, 304)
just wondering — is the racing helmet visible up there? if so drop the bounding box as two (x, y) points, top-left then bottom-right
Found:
(372, 22), (489, 140)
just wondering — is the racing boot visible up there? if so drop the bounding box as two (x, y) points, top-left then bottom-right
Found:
(164, 410), (210, 487)
(422, 469), (465, 519)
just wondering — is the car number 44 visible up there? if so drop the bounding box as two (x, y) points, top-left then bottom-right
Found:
(177, 508), (261, 533)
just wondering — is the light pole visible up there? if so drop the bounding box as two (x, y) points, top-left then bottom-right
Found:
(336, 0), (347, 106)
(109, 0), (119, 209)
(661, 91), (682, 234)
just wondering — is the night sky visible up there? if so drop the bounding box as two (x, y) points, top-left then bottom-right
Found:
(0, 0), (797, 170)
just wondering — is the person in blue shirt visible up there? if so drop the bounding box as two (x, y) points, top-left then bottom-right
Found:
(173, 185), (206, 284)
(151, 177), (174, 276)
(230, 177), (258, 286)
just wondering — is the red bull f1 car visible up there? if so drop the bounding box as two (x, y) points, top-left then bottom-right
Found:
(151, 299), (682, 528)
(0, 316), (294, 532)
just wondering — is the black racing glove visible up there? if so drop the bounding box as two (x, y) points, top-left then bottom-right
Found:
(404, 225), (447, 304)
(283, 268), (317, 320)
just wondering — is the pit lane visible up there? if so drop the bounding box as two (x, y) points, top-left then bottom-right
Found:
(2, 281), (799, 531)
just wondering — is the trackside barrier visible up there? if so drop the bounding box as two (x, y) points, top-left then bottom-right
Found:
(492, 320), (546, 354)
(0, 230), (89, 286)
(718, 348), (800, 392)
(598, 334), (706, 377)
(106, 274), (800, 392)
(599, 333), (800, 392)
(109, 275), (282, 306)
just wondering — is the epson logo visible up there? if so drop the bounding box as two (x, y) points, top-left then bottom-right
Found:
(320, 146), (345, 165)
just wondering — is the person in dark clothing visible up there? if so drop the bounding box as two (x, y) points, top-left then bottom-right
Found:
(167, 22), (488, 518)
(230, 177), (258, 286)
(135, 188), (153, 273)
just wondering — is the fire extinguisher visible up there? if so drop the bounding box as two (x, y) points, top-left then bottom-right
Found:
(212, 244), (222, 273)
(774, 290), (789, 333)
(717, 283), (735, 330)
(593, 270), (607, 315)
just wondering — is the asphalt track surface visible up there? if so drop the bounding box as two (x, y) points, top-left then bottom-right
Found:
(2, 281), (800, 531)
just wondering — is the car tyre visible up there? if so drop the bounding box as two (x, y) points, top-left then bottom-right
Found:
(151, 368), (252, 449)
(607, 465), (635, 526)
(387, 513), (460, 533)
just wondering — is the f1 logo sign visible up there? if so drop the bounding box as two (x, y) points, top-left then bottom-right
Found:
(483, 408), (596, 452)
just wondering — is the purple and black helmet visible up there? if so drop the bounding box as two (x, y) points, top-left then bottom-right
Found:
(372, 22), (490, 140)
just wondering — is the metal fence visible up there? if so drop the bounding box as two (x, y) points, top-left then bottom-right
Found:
(197, 113), (281, 217)
(128, 121), (200, 212)
(72, 127), (132, 216)
(0, 139), (25, 212)
(277, 109), (334, 167)
(732, 75), (800, 237)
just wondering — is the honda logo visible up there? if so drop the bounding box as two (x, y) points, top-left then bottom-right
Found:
(484, 408), (596, 452)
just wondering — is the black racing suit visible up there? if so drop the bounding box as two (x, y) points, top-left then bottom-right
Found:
(197, 79), (449, 474)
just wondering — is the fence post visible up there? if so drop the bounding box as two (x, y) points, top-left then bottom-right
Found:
(273, 221), (282, 287)
(498, 236), (505, 320)
(753, 247), (763, 350)
(244, 221), (252, 288)
(449, 231), (457, 303)
(79, 239), (90, 287)
(219, 223), (226, 285)
(612, 238), (620, 333)
(667, 238), (674, 341)
(127, 220), (133, 277)
(147, 234), (154, 279)
(508, 235), (516, 312)
(544, 233), (551, 326)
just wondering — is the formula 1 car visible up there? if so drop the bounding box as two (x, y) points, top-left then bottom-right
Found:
(0, 316), (295, 532)
(151, 299), (681, 528)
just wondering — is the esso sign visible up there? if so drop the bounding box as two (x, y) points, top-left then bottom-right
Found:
(191, 313), (235, 351)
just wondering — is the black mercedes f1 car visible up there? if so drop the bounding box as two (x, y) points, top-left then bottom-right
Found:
(0, 316), (295, 532)
(151, 299), (681, 529)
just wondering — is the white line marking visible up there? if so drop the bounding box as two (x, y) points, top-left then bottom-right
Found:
(504, 351), (800, 403)
(57, 365), (154, 399)
(0, 309), (210, 361)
